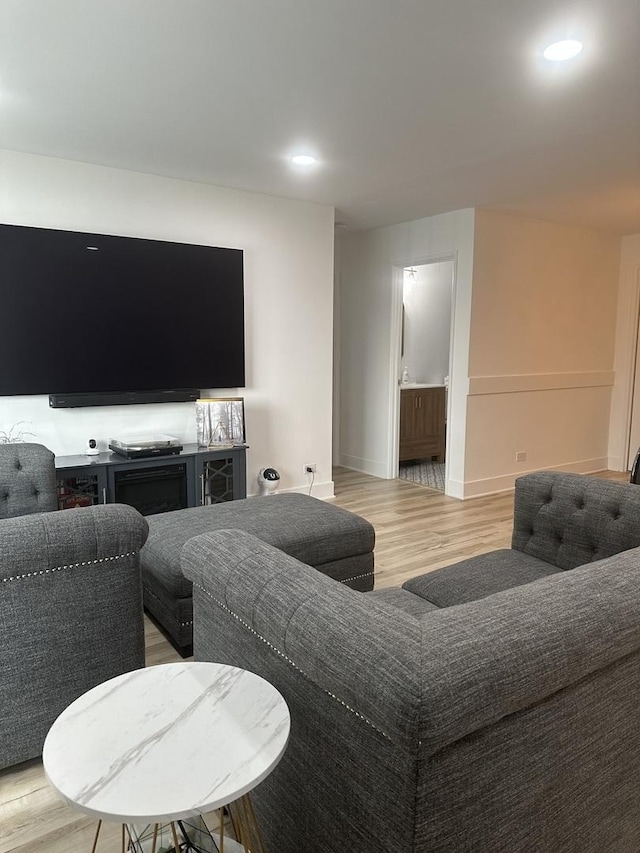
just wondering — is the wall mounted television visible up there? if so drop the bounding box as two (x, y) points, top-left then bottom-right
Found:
(0, 224), (245, 407)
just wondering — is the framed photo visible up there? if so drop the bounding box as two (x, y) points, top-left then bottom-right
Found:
(196, 397), (246, 449)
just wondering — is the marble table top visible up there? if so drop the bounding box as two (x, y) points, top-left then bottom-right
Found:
(43, 662), (290, 823)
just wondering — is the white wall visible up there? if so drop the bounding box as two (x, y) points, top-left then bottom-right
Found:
(609, 233), (640, 470)
(402, 262), (452, 385)
(338, 207), (622, 500)
(0, 150), (335, 497)
(337, 209), (475, 497)
(467, 210), (621, 496)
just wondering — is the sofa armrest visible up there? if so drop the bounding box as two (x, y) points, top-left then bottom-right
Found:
(182, 529), (424, 853)
(417, 544), (640, 752)
(409, 547), (640, 853)
(183, 528), (640, 755)
(181, 529), (421, 747)
(0, 502), (148, 580)
(0, 504), (149, 768)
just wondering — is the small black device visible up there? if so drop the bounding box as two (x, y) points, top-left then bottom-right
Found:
(109, 435), (183, 460)
(257, 466), (280, 496)
(109, 444), (183, 460)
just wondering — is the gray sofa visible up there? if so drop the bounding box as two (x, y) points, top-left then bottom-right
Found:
(0, 490), (149, 768)
(0, 441), (58, 519)
(181, 472), (640, 853)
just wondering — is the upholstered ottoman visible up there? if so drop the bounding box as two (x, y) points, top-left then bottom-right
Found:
(141, 493), (375, 654)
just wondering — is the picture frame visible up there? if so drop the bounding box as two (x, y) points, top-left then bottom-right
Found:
(196, 397), (246, 449)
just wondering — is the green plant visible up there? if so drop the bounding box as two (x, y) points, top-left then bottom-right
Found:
(0, 422), (36, 444)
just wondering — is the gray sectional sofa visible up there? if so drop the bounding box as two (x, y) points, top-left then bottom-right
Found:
(0, 443), (149, 769)
(181, 472), (640, 853)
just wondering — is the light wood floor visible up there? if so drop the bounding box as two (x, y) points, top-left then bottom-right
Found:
(0, 467), (629, 852)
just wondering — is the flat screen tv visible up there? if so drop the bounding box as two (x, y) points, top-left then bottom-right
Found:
(0, 224), (245, 405)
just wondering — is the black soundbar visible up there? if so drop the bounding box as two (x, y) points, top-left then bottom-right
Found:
(49, 389), (200, 408)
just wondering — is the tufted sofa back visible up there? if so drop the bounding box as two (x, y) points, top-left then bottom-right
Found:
(512, 471), (640, 570)
(0, 442), (58, 519)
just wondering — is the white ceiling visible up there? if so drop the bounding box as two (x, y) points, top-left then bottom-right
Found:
(1, 0), (639, 233)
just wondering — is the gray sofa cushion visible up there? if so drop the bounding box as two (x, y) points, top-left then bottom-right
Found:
(512, 472), (640, 569)
(0, 442), (57, 519)
(142, 492), (375, 598)
(368, 586), (441, 617)
(402, 549), (560, 607)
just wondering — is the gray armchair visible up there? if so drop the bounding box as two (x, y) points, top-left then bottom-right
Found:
(0, 442), (58, 519)
(0, 503), (149, 769)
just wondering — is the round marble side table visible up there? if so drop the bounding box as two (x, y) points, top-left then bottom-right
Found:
(42, 662), (290, 852)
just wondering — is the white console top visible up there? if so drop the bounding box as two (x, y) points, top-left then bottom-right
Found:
(400, 383), (446, 389)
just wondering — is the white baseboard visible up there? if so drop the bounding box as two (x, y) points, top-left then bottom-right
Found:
(339, 453), (389, 479)
(608, 455), (630, 473)
(246, 480), (335, 500)
(462, 457), (610, 499)
(285, 480), (335, 499)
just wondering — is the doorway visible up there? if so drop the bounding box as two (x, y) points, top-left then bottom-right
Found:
(395, 260), (454, 492)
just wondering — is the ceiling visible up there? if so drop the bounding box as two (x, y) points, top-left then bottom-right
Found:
(1, 0), (639, 234)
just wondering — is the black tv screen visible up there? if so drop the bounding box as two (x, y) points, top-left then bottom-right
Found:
(0, 224), (245, 399)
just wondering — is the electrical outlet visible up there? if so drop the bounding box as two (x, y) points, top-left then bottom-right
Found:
(304, 463), (317, 474)
(515, 451), (527, 462)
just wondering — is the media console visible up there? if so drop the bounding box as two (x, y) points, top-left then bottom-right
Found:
(55, 444), (248, 516)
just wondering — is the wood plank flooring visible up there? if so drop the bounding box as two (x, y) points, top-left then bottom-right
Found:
(332, 467), (515, 587)
(0, 467), (630, 852)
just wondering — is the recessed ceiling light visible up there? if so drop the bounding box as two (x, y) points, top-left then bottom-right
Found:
(291, 154), (318, 166)
(86, 246), (99, 251)
(543, 39), (583, 61)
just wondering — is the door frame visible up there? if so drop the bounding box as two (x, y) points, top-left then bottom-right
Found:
(624, 268), (640, 469)
(387, 253), (457, 495)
